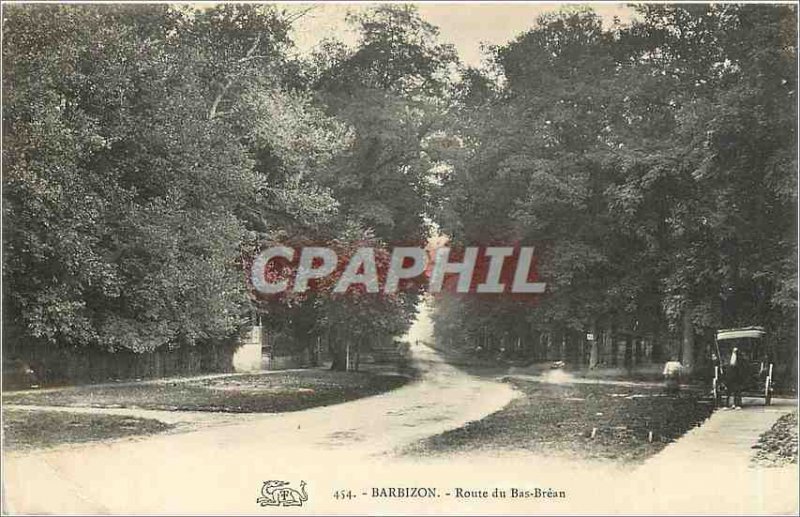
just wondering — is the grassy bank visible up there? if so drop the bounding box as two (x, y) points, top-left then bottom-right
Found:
(752, 411), (798, 467)
(4, 369), (412, 413)
(3, 410), (173, 451)
(405, 378), (714, 464)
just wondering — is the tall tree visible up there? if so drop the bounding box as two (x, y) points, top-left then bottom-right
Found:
(294, 5), (457, 369)
(432, 5), (796, 375)
(3, 5), (350, 359)
(4, 5), (258, 352)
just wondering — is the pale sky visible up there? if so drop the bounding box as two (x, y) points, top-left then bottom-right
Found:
(287, 3), (635, 67)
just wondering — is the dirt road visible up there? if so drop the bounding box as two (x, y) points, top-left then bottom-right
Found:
(3, 341), (797, 515)
(2, 343), (518, 514)
(629, 397), (798, 515)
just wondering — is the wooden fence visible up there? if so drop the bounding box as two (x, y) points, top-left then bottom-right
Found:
(3, 340), (239, 389)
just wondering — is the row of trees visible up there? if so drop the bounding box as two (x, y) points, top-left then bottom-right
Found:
(433, 5), (796, 373)
(4, 4), (454, 370)
(4, 4), (796, 376)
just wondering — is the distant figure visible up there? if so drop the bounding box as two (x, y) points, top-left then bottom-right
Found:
(727, 347), (747, 409)
(5, 357), (37, 388)
(663, 358), (683, 393)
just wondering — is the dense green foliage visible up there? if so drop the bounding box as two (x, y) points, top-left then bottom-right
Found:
(4, 4), (796, 375)
(3, 4), (449, 370)
(5, 6), (260, 352)
(434, 5), (796, 372)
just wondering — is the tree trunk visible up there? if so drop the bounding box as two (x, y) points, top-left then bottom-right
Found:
(624, 334), (633, 369)
(309, 336), (320, 368)
(329, 332), (348, 371)
(606, 323), (616, 366)
(634, 337), (642, 365)
(651, 332), (663, 363)
(529, 329), (541, 360)
(589, 321), (599, 369)
(545, 332), (553, 360)
(681, 308), (695, 374)
(354, 338), (361, 372)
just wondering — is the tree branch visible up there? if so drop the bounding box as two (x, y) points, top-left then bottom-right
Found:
(209, 34), (262, 120)
(284, 6), (316, 25)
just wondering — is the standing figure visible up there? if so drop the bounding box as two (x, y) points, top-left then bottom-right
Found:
(727, 347), (746, 409)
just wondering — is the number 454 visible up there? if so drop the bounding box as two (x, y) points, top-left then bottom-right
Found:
(333, 489), (355, 500)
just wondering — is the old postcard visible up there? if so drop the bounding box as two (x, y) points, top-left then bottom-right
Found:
(2, 1), (798, 515)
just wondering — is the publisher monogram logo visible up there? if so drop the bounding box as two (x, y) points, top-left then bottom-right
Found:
(257, 480), (308, 507)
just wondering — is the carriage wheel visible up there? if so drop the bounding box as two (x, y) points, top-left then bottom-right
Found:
(765, 376), (772, 406)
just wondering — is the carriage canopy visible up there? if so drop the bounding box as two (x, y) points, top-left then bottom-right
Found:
(714, 326), (768, 364)
(716, 327), (766, 341)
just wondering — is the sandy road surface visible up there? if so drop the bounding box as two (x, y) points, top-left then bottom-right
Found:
(2, 343), (518, 514)
(628, 397), (798, 515)
(3, 339), (797, 515)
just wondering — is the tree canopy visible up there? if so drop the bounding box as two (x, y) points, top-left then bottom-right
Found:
(433, 5), (796, 371)
(4, 4), (796, 375)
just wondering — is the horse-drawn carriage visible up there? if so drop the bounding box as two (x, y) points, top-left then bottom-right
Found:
(711, 326), (774, 407)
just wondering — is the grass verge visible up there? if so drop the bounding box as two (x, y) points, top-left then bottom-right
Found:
(405, 378), (714, 464)
(3, 409), (173, 451)
(4, 369), (411, 413)
(752, 411), (798, 467)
